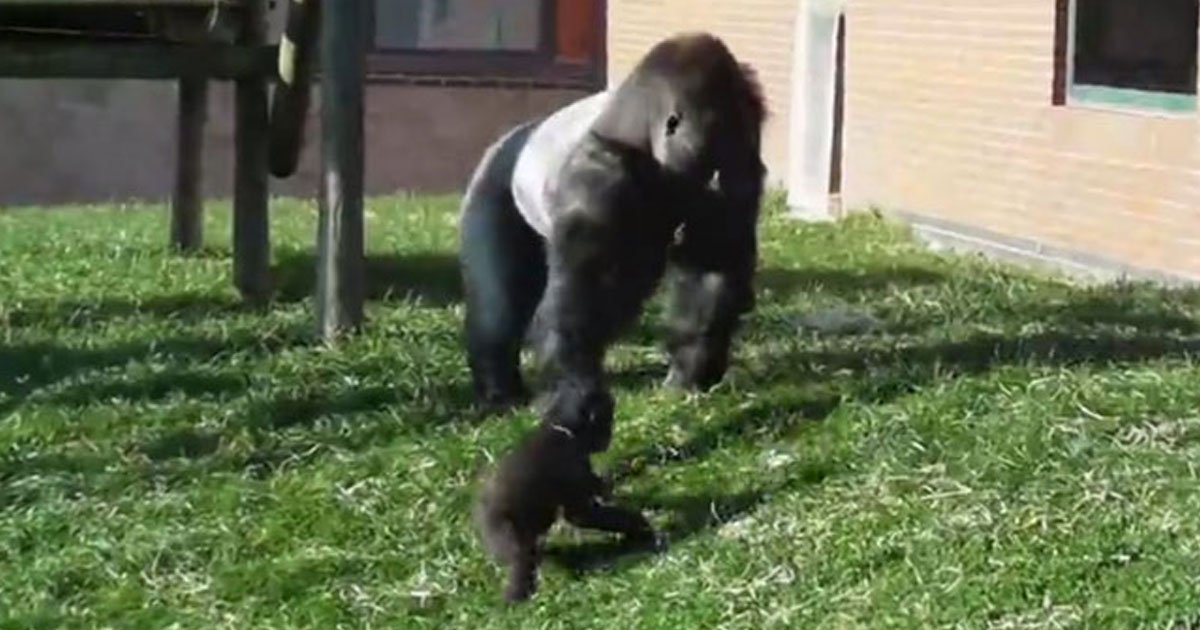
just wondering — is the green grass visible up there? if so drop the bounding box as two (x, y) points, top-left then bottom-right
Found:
(3, 193), (1200, 628)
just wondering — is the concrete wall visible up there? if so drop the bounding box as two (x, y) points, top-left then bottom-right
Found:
(0, 79), (588, 208)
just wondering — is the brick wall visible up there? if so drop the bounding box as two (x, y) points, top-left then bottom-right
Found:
(843, 0), (1200, 280)
(606, 0), (800, 187)
(608, 0), (1200, 282)
(0, 80), (586, 207)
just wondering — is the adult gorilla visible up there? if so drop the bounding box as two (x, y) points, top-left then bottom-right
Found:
(459, 32), (767, 418)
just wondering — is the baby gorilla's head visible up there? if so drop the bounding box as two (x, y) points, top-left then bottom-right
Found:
(538, 379), (614, 453)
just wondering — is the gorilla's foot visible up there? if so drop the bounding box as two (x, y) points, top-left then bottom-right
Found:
(473, 382), (531, 416)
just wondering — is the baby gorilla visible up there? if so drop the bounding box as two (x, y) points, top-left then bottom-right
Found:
(473, 384), (655, 602)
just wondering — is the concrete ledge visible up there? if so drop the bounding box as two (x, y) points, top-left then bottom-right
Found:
(786, 193), (841, 223)
(787, 203), (835, 223)
(885, 208), (1200, 288)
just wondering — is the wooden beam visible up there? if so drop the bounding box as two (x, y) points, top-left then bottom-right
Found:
(268, 0), (320, 178)
(171, 76), (207, 253)
(232, 0), (271, 303)
(0, 42), (275, 80)
(315, 0), (366, 339)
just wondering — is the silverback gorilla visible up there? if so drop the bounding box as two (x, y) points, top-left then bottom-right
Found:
(459, 32), (767, 419)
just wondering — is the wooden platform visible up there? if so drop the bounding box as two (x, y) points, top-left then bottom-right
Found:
(1, 0), (368, 339)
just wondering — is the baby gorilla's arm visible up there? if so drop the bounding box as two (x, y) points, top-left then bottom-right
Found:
(562, 496), (655, 541)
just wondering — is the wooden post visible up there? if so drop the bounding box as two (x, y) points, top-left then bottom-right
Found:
(269, 0), (321, 178)
(171, 76), (207, 253)
(315, 0), (366, 339)
(233, 0), (272, 303)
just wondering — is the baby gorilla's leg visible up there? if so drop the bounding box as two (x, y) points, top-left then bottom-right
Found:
(504, 537), (541, 603)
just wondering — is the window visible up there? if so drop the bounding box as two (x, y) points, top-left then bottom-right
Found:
(368, 0), (604, 87)
(1055, 0), (1199, 113)
(375, 0), (543, 51)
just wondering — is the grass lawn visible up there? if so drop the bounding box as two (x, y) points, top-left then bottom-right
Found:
(3, 194), (1200, 628)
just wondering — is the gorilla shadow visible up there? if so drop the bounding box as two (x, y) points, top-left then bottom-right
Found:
(545, 460), (839, 577)
(542, 489), (768, 576)
(271, 249), (462, 307)
(605, 390), (842, 485)
(541, 386), (844, 576)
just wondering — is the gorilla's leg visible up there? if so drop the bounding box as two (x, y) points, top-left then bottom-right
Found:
(460, 121), (547, 410)
(663, 163), (763, 391)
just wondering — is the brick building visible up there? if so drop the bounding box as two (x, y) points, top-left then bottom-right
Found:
(5, 1), (1198, 283)
(608, 0), (1200, 283)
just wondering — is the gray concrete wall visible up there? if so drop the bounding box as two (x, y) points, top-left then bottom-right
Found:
(0, 79), (589, 208)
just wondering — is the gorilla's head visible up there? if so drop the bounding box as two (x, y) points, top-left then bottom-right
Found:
(594, 32), (767, 183)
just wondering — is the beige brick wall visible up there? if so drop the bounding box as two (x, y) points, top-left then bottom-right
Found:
(607, 0), (800, 186)
(843, 0), (1200, 279)
(608, 0), (1200, 281)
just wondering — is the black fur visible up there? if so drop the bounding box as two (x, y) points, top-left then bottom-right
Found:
(459, 32), (767, 415)
(460, 121), (546, 408)
(473, 385), (655, 602)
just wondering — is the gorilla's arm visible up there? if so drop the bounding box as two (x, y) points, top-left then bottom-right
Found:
(663, 153), (765, 390)
(533, 139), (675, 415)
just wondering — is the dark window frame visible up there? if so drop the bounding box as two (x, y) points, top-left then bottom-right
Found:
(365, 0), (605, 89)
(1053, 0), (1199, 113)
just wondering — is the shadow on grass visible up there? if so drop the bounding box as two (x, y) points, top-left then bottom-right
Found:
(1, 250), (463, 331)
(611, 330), (1200, 485)
(246, 379), (474, 433)
(2, 293), (248, 330)
(271, 249), (463, 307)
(756, 265), (947, 300)
(6, 262), (1200, 512)
(543, 326), (1200, 577)
(546, 458), (840, 577)
(1, 261), (952, 344)
(0, 328), (310, 416)
(41, 368), (249, 409)
(543, 490), (768, 576)
(1038, 287), (1200, 334)
(796, 330), (1200, 381)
